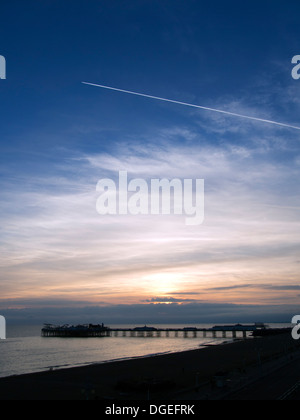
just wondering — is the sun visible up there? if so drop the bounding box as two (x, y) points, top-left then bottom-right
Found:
(142, 272), (181, 296)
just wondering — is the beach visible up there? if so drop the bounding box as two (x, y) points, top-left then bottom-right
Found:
(0, 332), (299, 400)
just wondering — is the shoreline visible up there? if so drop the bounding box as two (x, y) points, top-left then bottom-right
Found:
(0, 335), (229, 380)
(0, 333), (298, 400)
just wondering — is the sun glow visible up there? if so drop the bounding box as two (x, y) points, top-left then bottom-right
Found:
(142, 272), (182, 296)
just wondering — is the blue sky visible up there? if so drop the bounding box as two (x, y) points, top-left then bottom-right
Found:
(0, 0), (300, 323)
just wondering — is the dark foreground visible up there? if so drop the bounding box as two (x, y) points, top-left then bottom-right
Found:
(0, 332), (299, 400)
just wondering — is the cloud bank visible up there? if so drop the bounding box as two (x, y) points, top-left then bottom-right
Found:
(1, 301), (298, 326)
(0, 94), (299, 320)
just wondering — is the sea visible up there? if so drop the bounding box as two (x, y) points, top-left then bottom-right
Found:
(0, 323), (290, 378)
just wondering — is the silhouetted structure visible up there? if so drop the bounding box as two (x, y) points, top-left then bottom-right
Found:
(40, 323), (278, 339)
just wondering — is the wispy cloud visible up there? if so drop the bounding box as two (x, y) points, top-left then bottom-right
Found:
(207, 284), (300, 291)
(206, 284), (255, 291)
(0, 128), (299, 307)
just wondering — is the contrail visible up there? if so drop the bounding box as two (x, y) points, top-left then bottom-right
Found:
(82, 82), (300, 131)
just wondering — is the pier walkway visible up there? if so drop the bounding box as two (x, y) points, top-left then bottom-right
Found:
(41, 323), (267, 339)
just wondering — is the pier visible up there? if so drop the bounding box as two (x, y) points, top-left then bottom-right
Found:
(41, 323), (266, 339)
(41, 323), (111, 338)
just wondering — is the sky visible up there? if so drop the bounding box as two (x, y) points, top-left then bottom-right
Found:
(0, 0), (300, 324)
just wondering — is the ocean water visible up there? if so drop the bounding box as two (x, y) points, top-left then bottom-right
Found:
(0, 323), (288, 378)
